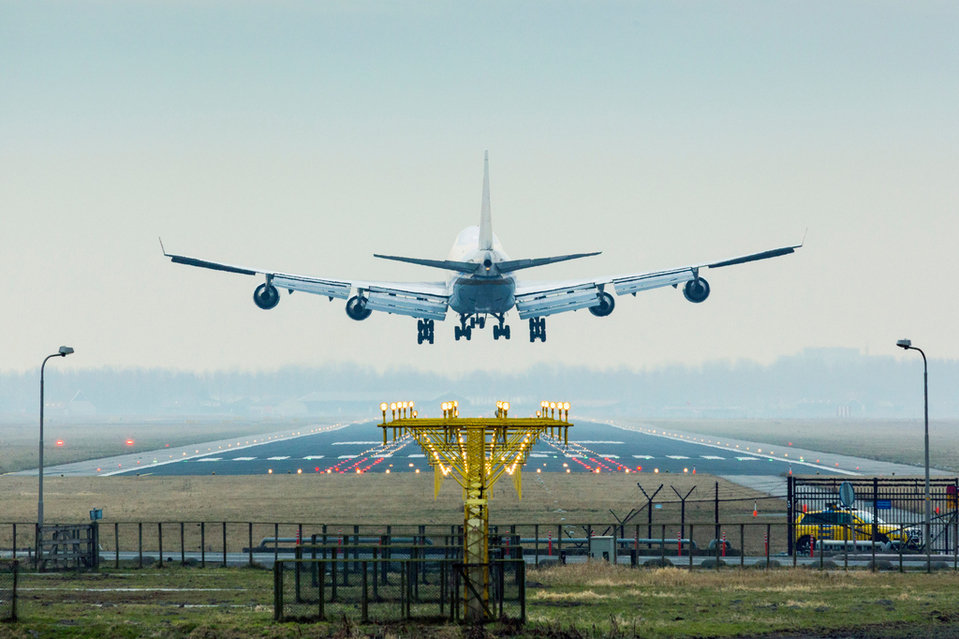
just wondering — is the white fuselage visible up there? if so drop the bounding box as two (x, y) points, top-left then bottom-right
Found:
(445, 226), (516, 315)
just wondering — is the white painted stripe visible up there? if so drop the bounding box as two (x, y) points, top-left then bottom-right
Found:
(232, 457), (256, 461)
(267, 456), (289, 461)
(598, 454), (620, 459)
(337, 455), (357, 459)
(196, 458), (221, 462)
(633, 455), (654, 459)
(530, 453), (550, 458)
(303, 455), (324, 460)
(373, 453), (392, 458)
(666, 455), (689, 460)
(736, 457), (759, 461)
(701, 455), (725, 460)
(408, 454), (425, 458)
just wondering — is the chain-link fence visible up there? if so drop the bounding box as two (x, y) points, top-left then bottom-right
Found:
(0, 560), (18, 622)
(274, 557), (525, 623)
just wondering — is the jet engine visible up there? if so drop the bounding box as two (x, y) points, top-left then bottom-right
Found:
(683, 278), (710, 303)
(253, 283), (280, 309)
(345, 295), (372, 320)
(588, 291), (615, 317)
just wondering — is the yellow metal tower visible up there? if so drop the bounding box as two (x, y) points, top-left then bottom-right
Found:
(379, 400), (571, 622)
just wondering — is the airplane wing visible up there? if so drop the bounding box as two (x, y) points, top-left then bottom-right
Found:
(513, 241), (802, 319)
(161, 240), (449, 321)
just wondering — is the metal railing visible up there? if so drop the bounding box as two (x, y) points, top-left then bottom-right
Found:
(273, 557), (525, 623)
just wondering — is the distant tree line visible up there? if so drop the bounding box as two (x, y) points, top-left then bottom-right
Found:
(1, 348), (956, 419)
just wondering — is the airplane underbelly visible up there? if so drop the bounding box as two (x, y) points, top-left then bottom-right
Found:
(450, 278), (515, 314)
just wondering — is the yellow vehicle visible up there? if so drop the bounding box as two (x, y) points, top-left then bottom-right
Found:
(794, 505), (921, 553)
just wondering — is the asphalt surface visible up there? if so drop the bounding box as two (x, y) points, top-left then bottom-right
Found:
(35, 419), (864, 479)
(18, 419), (934, 495)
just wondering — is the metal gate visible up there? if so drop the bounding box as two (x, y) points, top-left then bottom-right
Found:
(787, 476), (959, 555)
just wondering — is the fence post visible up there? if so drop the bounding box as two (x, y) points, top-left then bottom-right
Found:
(248, 523), (253, 567)
(222, 522), (227, 567)
(689, 524), (694, 570)
(765, 524), (771, 569)
(273, 562), (282, 621)
(534, 524), (539, 566)
(361, 561), (369, 623)
(115, 522), (119, 569)
(180, 522), (185, 565)
(11, 524), (15, 561)
(201, 522), (206, 568)
(10, 560), (18, 622)
(739, 524), (746, 568)
(158, 522), (163, 568)
(519, 559), (526, 623)
(138, 522), (143, 569)
(786, 474), (794, 556)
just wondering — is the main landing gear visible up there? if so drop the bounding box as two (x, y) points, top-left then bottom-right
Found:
(454, 314), (473, 341)
(528, 317), (546, 342)
(453, 313), (511, 341)
(417, 319), (435, 344)
(491, 314), (510, 340)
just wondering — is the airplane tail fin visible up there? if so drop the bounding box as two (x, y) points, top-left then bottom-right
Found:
(479, 150), (493, 250)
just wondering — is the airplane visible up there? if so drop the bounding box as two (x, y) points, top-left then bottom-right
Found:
(162, 152), (801, 344)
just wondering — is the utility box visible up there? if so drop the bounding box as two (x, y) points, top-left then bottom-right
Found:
(589, 536), (616, 563)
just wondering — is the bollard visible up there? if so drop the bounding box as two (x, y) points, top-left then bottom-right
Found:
(721, 531), (726, 558)
(677, 531), (682, 557)
(548, 531), (553, 556)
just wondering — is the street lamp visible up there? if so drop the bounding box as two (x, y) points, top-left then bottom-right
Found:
(39, 346), (74, 546)
(897, 338), (931, 570)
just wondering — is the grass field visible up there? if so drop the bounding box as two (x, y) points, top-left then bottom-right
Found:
(5, 563), (959, 638)
(2, 418), (958, 637)
(636, 418), (959, 472)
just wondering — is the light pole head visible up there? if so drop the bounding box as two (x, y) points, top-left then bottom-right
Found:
(58, 346), (74, 356)
(896, 339), (912, 350)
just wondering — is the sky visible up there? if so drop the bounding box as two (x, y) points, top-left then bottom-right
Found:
(2, 2), (958, 375)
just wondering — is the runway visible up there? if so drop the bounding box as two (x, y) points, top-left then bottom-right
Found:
(68, 419), (878, 479)
(19, 418), (933, 487)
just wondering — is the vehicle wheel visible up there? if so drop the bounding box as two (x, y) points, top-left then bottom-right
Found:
(796, 536), (812, 554)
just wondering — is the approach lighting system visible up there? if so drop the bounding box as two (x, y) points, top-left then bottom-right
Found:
(378, 398), (572, 622)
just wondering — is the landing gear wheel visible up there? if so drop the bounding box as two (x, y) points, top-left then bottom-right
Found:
(464, 326), (472, 341)
(416, 319), (435, 345)
(528, 317), (546, 342)
(478, 316), (486, 329)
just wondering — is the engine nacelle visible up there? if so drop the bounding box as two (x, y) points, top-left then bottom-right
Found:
(588, 291), (615, 317)
(253, 283), (280, 310)
(345, 295), (372, 321)
(683, 278), (710, 303)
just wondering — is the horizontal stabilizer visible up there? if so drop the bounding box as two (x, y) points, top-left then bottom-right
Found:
(498, 252), (601, 273)
(374, 254), (477, 273)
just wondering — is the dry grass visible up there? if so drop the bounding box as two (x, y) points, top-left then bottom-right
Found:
(0, 472), (765, 526)
(641, 418), (959, 471)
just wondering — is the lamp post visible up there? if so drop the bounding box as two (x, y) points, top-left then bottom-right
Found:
(896, 338), (930, 571)
(38, 346), (74, 552)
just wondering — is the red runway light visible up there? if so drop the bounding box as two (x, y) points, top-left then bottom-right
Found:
(126, 439), (135, 446)
(55, 439), (64, 447)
